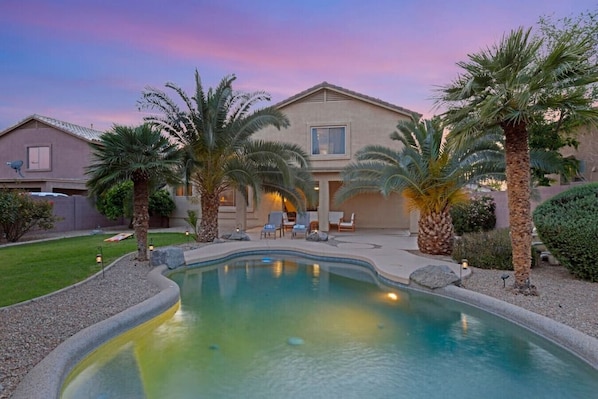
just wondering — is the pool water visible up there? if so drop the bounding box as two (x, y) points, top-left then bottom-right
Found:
(62, 255), (598, 398)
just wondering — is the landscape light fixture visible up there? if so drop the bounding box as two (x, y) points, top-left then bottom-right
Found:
(149, 239), (154, 252)
(501, 274), (510, 288)
(96, 246), (105, 278)
(460, 259), (468, 280)
(185, 230), (190, 243)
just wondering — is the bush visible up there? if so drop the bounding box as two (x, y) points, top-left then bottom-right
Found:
(0, 191), (60, 242)
(452, 228), (513, 270)
(97, 182), (175, 220)
(97, 181), (133, 220)
(149, 189), (176, 217)
(533, 183), (598, 282)
(451, 196), (496, 236)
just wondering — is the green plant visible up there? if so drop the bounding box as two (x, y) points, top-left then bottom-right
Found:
(452, 228), (513, 270)
(97, 181), (134, 220)
(336, 116), (504, 255)
(451, 196), (496, 236)
(0, 191), (60, 242)
(184, 209), (199, 240)
(86, 124), (182, 261)
(139, 70), (315, 242)
(149, 189), (176, 217)
(438, 26), (598, 289)
(533, 183), (598, 281)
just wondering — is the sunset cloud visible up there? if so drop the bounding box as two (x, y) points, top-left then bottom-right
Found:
(1, 0), (594, 131)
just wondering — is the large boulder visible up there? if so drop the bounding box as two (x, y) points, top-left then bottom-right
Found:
(410, 265), (460, 289)
(221, 231), (251, 241)
(150, 246), (185, 269)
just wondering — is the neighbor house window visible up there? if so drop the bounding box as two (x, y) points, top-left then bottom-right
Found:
(175, 184), (193, 196)
(311, 127), (346, 155)
(28, 146), (51, 170)
(219, 189), (235, 207)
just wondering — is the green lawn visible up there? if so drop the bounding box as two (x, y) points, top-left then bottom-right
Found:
(0, 233), (189, 307)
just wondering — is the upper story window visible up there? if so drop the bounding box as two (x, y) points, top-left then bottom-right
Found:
(28, 146), (51, 170)
(311, 127), (346, 156)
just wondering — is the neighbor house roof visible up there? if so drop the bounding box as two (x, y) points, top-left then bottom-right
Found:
(274, 82), (421, 117)
(0, 114), (104, 142)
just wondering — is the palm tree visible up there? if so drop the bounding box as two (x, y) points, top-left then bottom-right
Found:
(139, 70), (316, 242)
(437, 27), (598, 291)
(335, 116), (504, 255)
(86, 124), (181, 261)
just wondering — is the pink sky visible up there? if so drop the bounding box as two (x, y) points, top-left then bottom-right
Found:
(0, 0), (595, 132)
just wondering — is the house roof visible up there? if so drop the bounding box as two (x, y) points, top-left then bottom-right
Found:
(274, 82), (421, 117)
(0, 114), (104, 142)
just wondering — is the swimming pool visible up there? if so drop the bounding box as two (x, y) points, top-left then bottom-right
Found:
(62, 254), (598, 398)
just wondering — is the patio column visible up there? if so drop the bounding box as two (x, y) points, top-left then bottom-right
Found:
(235, 189), (246, 230)
(318, 180), (330, 232)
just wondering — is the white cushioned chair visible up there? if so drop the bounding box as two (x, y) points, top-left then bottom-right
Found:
(338, 213), (355, 232)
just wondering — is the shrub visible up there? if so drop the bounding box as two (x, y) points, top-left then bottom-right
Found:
(97, 181), (133, 220)
(533, 183), (598, 282)
(451, 196), (496, 236)
(184, 210), (199, 240)
(452, 228), (513, 270)
(149, 189), (176, 217)
(0, 191), (59, 242)
(97, 182), (175, 220)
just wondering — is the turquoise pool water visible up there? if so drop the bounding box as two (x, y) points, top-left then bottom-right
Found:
(62, 255), (598, 398)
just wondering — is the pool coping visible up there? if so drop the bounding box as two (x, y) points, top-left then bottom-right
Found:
(11, 242), (598, 398)
(10, 264), (180, 399)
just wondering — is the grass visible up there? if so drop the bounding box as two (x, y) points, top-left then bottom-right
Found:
(0, 232), (189, 307)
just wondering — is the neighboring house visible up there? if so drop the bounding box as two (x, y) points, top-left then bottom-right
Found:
(0, 114), (125, 233)
(171, 82), (422, 232)
(561, 123), (598, 183)
(0, 114), (103, 195)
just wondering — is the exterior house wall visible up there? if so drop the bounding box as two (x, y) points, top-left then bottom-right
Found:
(0, 119), (95, 194)
(252, 86), (416, 231)
(561, 124), (598, 183)
(169, 84), (419, 232)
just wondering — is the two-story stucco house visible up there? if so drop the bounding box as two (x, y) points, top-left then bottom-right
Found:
(0, 114), (103, 195)
(170, 82), (422, 233)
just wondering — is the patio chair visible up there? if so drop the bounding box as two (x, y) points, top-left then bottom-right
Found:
(261, 224), (277, 239)
(338, 213), (356, 232)
(267, 211), (284, 237)
(328, 211), (344, 230)
(291, 212), (310, 239)
(282, 212), (295, 233)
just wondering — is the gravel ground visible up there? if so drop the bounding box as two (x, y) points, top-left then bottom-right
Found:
(1, 245), (596, 399)
(463, 262), (598, 339)
(0, 254), (160, 399)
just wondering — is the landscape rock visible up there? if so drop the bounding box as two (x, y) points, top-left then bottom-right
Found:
(150, 246), (185, 269)
(221, 231), (251, 241)
(306, 231), (328, 242)
(410, 264), (460, 289)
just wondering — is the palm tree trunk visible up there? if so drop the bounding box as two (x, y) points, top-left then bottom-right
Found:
(503, 122), (533, 291)
(198, 191), (219, 242)
(418, 210), (454, 255)
(133, 179), (150, 261)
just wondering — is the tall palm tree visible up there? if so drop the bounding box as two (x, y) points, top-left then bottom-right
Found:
(335, 116), (504, 255)
(86, 124), (181, 261)
(139, 70), (315, 242)
(437, 27), (598, 291)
